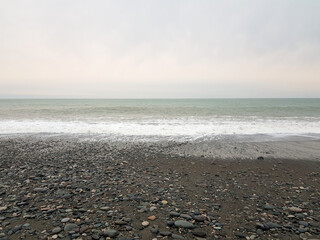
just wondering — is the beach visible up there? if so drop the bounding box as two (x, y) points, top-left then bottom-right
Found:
(1, 0), (320, 238)
(1, 99), (320, 240)
(0, 135), (319, 240)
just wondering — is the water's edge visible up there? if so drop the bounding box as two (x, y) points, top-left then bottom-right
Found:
(1, 133), (319, 161)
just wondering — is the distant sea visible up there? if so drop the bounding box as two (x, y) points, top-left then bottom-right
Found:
(0, 99), (320, 141)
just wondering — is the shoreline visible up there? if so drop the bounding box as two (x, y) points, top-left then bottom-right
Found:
(0, 136), (320, 240)
(1, 134), (320, 161)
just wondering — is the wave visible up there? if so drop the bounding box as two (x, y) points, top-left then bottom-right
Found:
(1, 118), (320, 141)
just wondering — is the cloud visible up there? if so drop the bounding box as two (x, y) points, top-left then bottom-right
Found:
(0, 0), (319, 98)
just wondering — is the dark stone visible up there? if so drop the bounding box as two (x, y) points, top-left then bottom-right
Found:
(263, 204), (276, 210)
(52, 227), (62, 234)
(150, 228), (159, 234)
(171, 233), (185, 239)
(64, 223), (79, 232)
(102, 229), (119, 238)
(167, 221), (174, 227)
(193, 215), (207, 222)
(192, 231), (206, 237)
(114, 220), (127, 225)
(174, 220), (196, 229)
(235, 232), (246, 238)
(160, 231), (172, 236)
(265, 222), (282, 229)
(170, 211), (180, 217)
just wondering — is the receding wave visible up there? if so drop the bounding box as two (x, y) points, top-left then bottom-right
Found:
(1, 117), (320, 141)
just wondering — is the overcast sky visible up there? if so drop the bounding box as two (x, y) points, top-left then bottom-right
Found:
(0, 0), (319, 98)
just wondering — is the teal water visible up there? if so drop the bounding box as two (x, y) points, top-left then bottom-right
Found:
(0, 99), (319, 140)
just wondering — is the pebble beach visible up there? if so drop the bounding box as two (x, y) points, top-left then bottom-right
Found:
(0, 136), (320, 240)
(1, 0), (320, 238)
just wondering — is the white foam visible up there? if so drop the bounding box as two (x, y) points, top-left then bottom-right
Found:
(1, 117), (320, 141)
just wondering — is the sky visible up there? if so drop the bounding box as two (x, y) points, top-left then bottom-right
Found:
(0, 0), (319, 98)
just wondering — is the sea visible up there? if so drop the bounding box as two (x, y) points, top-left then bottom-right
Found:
(0, 99), (320, 142)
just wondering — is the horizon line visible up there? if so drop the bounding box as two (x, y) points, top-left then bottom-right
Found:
(0, 97), (319, 100)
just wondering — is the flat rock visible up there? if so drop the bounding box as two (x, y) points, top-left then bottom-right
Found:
(33, 187), (48, 193)
(174, 220), (195, 229)
(0, 206), (8, 211)
(235, 232), (246, 238)
(61, 218), (70, 223)
(172, 234), (185, 239)
(52, 227), (62, 234)
(264, 204), (276, 210)
(102, 229), (119, 238)
(288, 207), (303, 213)
(150, 228), (159, 234)
(170, 211), (180, 217)
(114, 220), (127, 225)
(148, 215), (156, 221)
(192, 231), (206, 237)
(265, 222), (282, 229)
(160, 231), (172, 236)
(142, 221), (149, 227)
(180, 214), (192, 220)
(100, 206), (110, 211)
(64, 223), (78, 232)
(193, 215), (207, 222)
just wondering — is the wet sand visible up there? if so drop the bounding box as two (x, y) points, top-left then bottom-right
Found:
(0, 136), (320, 240)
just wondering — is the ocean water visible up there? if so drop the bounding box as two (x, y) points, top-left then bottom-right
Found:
(0, 99), (319, 141)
